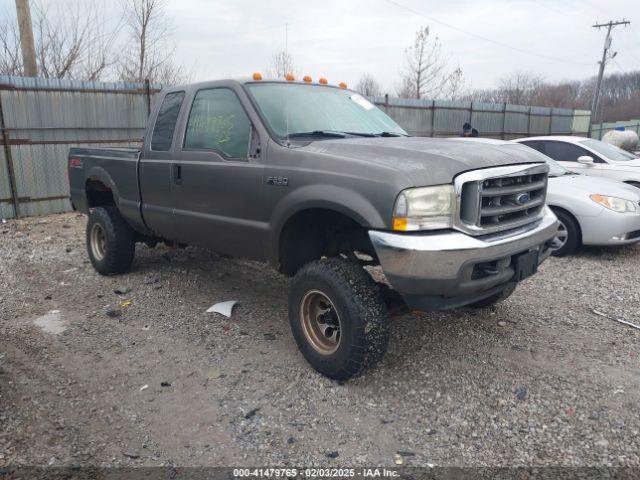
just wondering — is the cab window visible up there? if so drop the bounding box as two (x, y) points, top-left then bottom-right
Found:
(150, 91), (185, 151)
(184, 88), (252, 159)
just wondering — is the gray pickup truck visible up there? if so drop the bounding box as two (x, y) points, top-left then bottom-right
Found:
(68, 78), (558, 379)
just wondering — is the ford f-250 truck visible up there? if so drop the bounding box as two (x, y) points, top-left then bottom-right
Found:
(68, 78), (559, 380)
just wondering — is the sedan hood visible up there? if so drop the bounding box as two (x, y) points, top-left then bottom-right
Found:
(549, 173), (640, 200)
(300, 137), (544, 186)
(609, 158), (640, 167)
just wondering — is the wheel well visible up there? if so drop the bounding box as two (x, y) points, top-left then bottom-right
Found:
(549, 205), (582, 244)
(86, 178), (115, 208)
(278, 208), (376, 276)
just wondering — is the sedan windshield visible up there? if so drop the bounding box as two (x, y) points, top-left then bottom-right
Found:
(580, 139), (638, 161)
(246, 82), (408, 140)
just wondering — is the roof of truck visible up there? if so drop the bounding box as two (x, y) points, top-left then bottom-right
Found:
(165, 77), (351, 93)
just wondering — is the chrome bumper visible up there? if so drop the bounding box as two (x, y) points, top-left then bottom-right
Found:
(369, 207), (559, 310)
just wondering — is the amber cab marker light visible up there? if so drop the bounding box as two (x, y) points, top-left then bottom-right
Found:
(319, 77), (328, 84)
(285, 73), (295, 81)
(303, 75), (312, 83)
(252, 72), (263, 81)
(339, 81), (347, 89)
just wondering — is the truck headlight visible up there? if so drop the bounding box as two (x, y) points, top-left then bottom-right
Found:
(590, 194), (638, 213)
(392, 185), (456, 231)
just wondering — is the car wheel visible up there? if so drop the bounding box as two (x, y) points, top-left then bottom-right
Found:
(549, 209), (579, 257)
(86, 207), (135, 275)
(289, 258), (390, 380)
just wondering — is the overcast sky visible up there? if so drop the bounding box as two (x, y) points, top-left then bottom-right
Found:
(2, 0), (640, 91)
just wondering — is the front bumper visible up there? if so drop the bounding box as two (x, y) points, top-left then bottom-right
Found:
(369, 208), (559, 311)
(580, 208), (640, 246)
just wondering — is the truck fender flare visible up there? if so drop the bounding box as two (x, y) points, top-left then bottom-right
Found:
(85, 166), (121, 207)
(267, 184), (385, 264)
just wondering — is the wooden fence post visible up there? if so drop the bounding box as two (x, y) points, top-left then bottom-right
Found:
(0, 90), (19, 218)
(430, 100), (436, 137)
(145, 78), (151, 117)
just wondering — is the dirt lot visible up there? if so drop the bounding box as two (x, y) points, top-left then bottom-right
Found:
(1, 212), (639, 468)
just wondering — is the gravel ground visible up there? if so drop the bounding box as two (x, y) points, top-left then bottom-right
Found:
(1, 212), (639, 469)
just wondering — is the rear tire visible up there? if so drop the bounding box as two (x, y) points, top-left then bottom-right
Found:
(289, 259), (390, 380)
(550, 209), (579, 257)
(86, 207), (135, 275)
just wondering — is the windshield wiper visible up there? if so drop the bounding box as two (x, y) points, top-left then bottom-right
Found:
(374, 131), (405, 137)
(287, 130), (346, 138)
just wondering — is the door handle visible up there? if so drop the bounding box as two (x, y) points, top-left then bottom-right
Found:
(172, 163), (182, 185)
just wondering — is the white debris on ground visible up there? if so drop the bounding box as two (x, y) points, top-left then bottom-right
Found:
(206, 300), (237, 318)
(33, 310), (67, 335)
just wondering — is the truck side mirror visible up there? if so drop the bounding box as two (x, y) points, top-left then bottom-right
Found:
(577, 155), (595, 165)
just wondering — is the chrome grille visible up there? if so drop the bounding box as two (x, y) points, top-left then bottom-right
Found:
(455, 164), (549, 235)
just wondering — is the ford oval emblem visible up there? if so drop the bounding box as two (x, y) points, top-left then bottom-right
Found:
(516, 193), (530, 205)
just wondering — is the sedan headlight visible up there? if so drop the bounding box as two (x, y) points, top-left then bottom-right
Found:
(590, 194), (638, 213)
(393, 185), (456, 231)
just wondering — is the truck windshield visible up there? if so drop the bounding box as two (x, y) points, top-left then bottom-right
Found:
(246, 82), (408, 140)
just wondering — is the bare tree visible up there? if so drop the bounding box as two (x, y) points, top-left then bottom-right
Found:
(445, 67), (468, 101)
(267, 51), (295, 78)
(495, 71), (544, 105)
(0, 18), (22, 75)
(0, 0), (118, 80)
(118, 0), (188, 84)
(397, 26), (450, 99)
(355, 73), (382, 97)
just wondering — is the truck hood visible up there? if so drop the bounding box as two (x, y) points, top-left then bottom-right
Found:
(299, 137), (544, 186)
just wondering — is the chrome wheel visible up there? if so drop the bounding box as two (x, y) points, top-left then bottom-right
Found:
(550, 220), (568, 251)
(300, 290), (342, 355)
(90, 223), (107, 261)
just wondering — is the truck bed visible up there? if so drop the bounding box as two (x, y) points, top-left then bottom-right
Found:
(68, 146), (147, 234)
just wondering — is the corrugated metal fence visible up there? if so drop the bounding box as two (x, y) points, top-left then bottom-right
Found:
(0, 76), (160, 219)
(370, 96), (591, 139)
(0, 75), (592, 219)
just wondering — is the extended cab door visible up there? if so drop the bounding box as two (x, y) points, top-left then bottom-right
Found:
(139, 90), (186, 240)
(170, 86), (266, 259)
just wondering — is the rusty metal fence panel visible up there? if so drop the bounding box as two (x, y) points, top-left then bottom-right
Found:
(0, 75), (160, 219)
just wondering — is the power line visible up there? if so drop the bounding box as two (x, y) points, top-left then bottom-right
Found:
(382, 0), (593, 66)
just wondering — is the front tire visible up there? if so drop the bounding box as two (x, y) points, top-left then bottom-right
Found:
(550, 209), (580, 257)
(289, 259), (390, 380)
(86, 207), (135, 275)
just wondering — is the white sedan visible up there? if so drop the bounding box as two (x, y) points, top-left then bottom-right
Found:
(513, 136), (640, 188)
(452, 138), (640, 256)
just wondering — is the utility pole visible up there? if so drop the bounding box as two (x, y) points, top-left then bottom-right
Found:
(589, 19), (629, 134)
(15, 0), (38, 77)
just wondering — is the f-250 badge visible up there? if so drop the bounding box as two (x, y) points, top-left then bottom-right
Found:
(266, 176), (289, 186)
